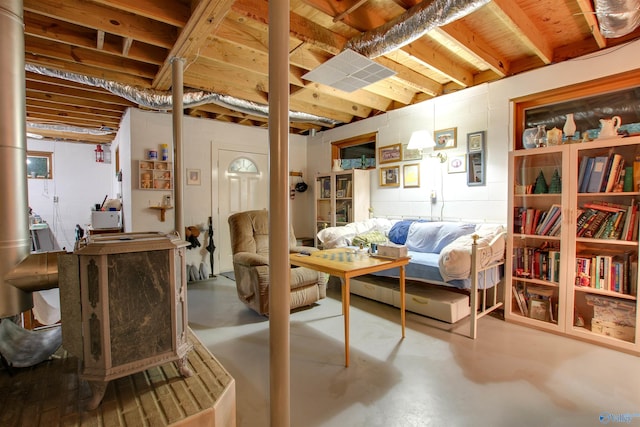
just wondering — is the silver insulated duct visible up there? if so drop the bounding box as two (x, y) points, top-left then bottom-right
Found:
(346, 0), (491, 59)
(595, 0), (640, 38)
(0, 0), (33, 317)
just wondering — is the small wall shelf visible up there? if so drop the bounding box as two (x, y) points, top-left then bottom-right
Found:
(149, 205), (173, 222)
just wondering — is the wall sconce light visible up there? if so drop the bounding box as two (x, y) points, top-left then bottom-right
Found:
(408, 130), (447, 163)
(94, 144), (104, 163)
(430, 152), (448, 163)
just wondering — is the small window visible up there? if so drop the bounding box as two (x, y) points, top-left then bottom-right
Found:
(331, 132), (377, 170)
(27, 151), (53, 179)
(228, 157), (259, 173)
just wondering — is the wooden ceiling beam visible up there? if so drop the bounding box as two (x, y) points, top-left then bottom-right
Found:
(575, 0), (607, 48)
(25, 36), (159, 79)
(153, 0), (235, 90)
(489, 0), (553, 64)
(25, 127), (114, 144)
(438, 21), (509, 77)
(26, 80), (130, 106)
(26, 107), (121, 127)
(24, 0), (178, 49)
(25, 55), (153, 88)
(24, 12), (167, 66)
(89, 0), (190, 28)
(25, 88), (132, 112)
(26, 98), (125, 118)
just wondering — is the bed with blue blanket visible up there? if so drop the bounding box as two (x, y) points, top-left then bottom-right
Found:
(317, 218), (506, 338)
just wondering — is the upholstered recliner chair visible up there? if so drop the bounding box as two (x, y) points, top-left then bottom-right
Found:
(227, 209), (327, 315)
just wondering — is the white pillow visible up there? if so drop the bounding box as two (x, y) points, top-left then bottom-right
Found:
(438, 225), (505, 282)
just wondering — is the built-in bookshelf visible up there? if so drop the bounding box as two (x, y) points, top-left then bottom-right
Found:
(507, 135), (640, 354)
(315, 169), (370, 247)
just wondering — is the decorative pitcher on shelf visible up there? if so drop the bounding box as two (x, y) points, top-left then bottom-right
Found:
(599, 116), (622, 139)
(332, 159), (343, 171)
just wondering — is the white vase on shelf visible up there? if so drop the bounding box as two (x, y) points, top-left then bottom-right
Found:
(563, 113), (576, 141)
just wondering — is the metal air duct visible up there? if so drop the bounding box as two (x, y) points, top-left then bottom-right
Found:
(346, 0), (490, 59)
(595, 0), (640, 38)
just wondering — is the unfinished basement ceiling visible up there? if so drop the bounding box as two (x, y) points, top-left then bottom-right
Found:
(21, 0), (640, 144)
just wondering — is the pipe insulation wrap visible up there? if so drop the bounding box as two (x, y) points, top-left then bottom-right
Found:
(346, 0), (491, 59)
(595, 0), (640, 38)
(25, 64), (340, 128)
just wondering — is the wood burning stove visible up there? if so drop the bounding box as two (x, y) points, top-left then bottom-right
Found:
(59, 232), (192, 409)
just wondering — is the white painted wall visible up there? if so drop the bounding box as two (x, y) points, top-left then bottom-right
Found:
(27, 139), (115, 250)
(307, 39), (640, 225)
(119, 108), (310, 273)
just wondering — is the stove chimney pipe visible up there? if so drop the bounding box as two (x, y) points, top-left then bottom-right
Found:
(0, 0), (34, 317)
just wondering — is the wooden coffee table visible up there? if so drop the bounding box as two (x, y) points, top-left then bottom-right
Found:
(290, 248), (410, 367)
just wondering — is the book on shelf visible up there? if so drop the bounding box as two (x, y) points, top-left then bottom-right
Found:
(579, 157), (595, 193)
(586, 156), (609, 193)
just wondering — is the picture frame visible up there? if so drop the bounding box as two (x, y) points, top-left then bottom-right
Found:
(447, 155), (466, 174)
(187, 168), (201, 186)
(402, 143), (422, 161)
(434, 128), (457, 150)
(467, 131), (485, 153)
(378, 143), (402, 164)
(467, 151), (485, 186)
(403, 163), (420, 188)
(379, 165), (400, 187)
(336, 189), (346, 198)
(529, 298), (550, 321)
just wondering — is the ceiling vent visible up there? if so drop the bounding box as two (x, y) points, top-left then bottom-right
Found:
(302, 49), (396, 92)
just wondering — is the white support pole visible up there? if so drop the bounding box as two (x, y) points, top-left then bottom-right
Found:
(268, 0), (291, 425)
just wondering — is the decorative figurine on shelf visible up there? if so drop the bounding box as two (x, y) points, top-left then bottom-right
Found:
(534, 170), (548, 194)
(548, 169), (561, 193)
(563, 113), (576, 142)
(534, 125), (547, 148)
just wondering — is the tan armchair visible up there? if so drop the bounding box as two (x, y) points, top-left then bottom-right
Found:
(227, 209), (327, 315)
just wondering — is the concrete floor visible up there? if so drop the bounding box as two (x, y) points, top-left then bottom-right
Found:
(188, 275), (640, 427)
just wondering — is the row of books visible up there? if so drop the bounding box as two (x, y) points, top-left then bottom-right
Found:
(576, 200), (638, 241)
(512, 283), (557, 322)
(513, 246), (561, 283)
(578, 152), (632, 193)
(575, 251), (638, 295)
(514, 205), (562, 236)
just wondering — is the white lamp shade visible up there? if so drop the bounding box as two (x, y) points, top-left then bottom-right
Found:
(407, 130), (435, 150)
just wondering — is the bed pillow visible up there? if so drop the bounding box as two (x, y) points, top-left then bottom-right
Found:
(388, 220), (418, 244)
(438, 225), (506, 281)
(406, 222), (476, 253)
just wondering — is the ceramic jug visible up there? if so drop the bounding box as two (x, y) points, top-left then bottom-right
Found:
(599, 116), (622, 139)
(332, 159), (343, 171)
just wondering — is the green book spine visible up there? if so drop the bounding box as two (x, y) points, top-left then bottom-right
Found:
(624, 166), (634, 192)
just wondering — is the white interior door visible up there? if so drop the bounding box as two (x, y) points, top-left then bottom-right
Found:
(218, 149), (268, 273)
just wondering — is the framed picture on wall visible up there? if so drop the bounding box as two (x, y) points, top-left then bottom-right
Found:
(434, 128), (457, 150)
(448, 155), (466, 174)
(380, 165), (400, 187)
(467, 131), (485, 152)
(467, 151), (485, 186)
(402, 144), (422, 161)
(187, 168), (201, 185)
(378, 144), (401, 164)
(403, 163), (420, 188)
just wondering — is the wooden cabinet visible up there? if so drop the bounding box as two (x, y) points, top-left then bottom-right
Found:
(506, 136), (640, 354)
(138, 160), (173, 190)
(315, 169), (370, 246)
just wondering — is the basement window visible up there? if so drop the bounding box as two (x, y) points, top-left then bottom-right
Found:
(331, 132), (377, 170)
(27, 151), (53, 179)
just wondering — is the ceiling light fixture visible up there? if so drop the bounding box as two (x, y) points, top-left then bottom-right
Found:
(301, 49), (396, 93)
